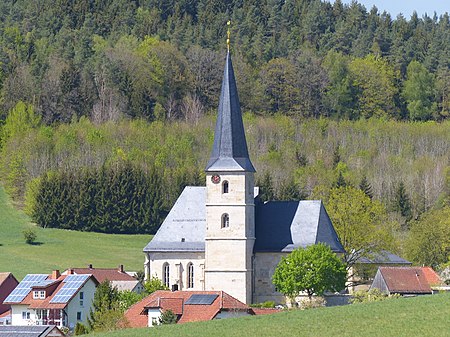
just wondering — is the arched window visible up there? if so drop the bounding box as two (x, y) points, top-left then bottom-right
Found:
(222, 180), (229, 193)
(163, 263), (170, 287)
(187, 263), (194, 288)
(221, 213), (229, 228)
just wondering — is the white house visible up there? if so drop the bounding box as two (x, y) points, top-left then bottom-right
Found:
(4, 270), (97, 330)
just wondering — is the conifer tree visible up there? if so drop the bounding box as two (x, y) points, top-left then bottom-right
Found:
(359, 175), (373, 199)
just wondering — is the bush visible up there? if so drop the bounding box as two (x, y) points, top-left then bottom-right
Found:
(350, 288), (399, 304)
(299, 296), (326, 310)
(160, 309), (177, 325)
(23, 228), (37, 244)
(74, 322), (88, 335)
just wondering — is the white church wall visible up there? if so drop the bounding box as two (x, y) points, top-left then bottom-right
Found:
(147, 252), (205, 291)
(253, 252), (286, 304)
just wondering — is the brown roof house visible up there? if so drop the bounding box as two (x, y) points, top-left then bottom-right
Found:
(125, 290), (279, 327)
(63, 265), (143, 293)
(0, 273), (19, 325)
(4, 270), (97, 331)
(370, 266), (442, 296)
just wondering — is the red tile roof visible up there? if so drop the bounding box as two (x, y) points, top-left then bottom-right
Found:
(249, 308), (282, 315)
(67, 267), (136, 283)
(379, 267), (441, 294)
(125, 290), (251, 328)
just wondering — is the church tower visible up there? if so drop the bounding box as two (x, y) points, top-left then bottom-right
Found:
(204, 49), (256, 304)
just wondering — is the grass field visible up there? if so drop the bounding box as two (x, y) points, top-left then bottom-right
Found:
(0, 186), (151, 279)
(90, 293), (450, 337)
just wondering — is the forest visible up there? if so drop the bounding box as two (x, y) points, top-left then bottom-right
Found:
(0, 0), (449, 269)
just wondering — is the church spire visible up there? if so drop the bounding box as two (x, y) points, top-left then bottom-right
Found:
(205, 50), (255, 172)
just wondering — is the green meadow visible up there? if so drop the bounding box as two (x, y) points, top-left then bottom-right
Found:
(0, 186), (151, 279)
(91, 293), (450, 337)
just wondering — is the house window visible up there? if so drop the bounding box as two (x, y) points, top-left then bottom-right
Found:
(80, 292), (84, 306)
(187, 263), (194, 288)
(163, 263), (170, 287)
(221, 213), (229, 228)
(22, 312), (30, 320)
(33, 291), (39, 299)
(39, 291), (45, 299)
(77, 312), (82, 321)
(222, 181), (229, 193)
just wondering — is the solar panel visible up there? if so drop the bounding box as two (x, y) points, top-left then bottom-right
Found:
(4, 274), (48, 303)
(50, 274), (90, 303)
(185, 294), (218, 305)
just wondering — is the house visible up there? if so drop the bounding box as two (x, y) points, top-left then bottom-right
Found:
(63, 265), (143, 293)
(143, 49), (344, 305)
(0, 273), (19, 325)
(0, 325), (65, 337)
(125, 290), (279, 327)
(4, 270), (97, 330)
(370, 266), (442, 296)
(348, 251), (412, 292)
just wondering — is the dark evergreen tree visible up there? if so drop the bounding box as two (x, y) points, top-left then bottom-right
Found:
(359, 175), (373, 199)
(393, 181), (413, 223)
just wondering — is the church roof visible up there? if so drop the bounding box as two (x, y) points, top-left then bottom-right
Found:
(144, 187), (344, 254)
(144, 187), (206, 252)
(205, 51), (255, 172)
(254, 200), (344, 253)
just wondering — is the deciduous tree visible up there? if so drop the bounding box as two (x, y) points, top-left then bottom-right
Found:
(272, 243), (347, 301)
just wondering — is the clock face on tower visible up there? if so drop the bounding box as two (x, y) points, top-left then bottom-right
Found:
(211, 174), (221, 184)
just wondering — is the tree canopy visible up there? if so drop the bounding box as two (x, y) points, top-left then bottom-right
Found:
(272, 243), (347, 300)
(325, 186), (399, 274)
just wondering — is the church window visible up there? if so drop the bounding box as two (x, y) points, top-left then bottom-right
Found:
(187, 263), (194, 288)
(163, 263), (170, 287)
(221, 214), (229, 228)
(222, 181), (229, 193)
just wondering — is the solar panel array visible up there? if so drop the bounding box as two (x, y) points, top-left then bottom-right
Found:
(185, 294), (218, 305)
(50, 274), (89, 303)
(4, 274), (48, 303)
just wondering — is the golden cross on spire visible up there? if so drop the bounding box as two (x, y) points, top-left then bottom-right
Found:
(227, 20), (231, 51)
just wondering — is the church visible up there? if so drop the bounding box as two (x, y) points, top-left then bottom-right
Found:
(143, 49), (344, 305)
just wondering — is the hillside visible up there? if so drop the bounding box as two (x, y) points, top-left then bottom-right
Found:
(89, 293), (450, 337)
(0, 186), (151, 279)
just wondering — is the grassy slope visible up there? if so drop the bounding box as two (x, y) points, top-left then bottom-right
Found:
(91, 293), (450, 337)
(0, 186), (151, 279)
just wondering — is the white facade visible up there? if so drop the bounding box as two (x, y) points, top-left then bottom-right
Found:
(147, 252), (205, 291)
(9, 278), (96, 330)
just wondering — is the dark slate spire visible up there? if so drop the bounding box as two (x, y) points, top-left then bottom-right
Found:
(205, 51), (255, 172)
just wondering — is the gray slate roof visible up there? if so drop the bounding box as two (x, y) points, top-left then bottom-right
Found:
(0, 325), (63, 337)
(205, 51), (255, 172)
(144, 187), (344, 253)
(144, 187), (206, 252)
(254, 200), (344, 253)
(357, 251), (411, 264)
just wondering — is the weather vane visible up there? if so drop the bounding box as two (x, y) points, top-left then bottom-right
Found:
(227, 20), (231, 51)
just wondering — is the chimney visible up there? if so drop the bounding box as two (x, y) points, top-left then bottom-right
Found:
(88, 264), (93, 269)
(51, 270), (60, 279)
(67, 269), (74, 275)
(118, 264), (124, 273)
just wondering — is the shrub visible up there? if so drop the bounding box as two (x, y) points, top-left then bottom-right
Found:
(350, 288), (399, 304)
(23, 228), (37, 244)
(299, 296), (326, 310)
(74, 322), (88, 335)
(160, 309), (177, 324)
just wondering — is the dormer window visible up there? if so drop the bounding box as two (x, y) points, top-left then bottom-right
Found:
(221, 214), (229, 228)
(222, 181), (229, 194)
(33, 290), (45, 299)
